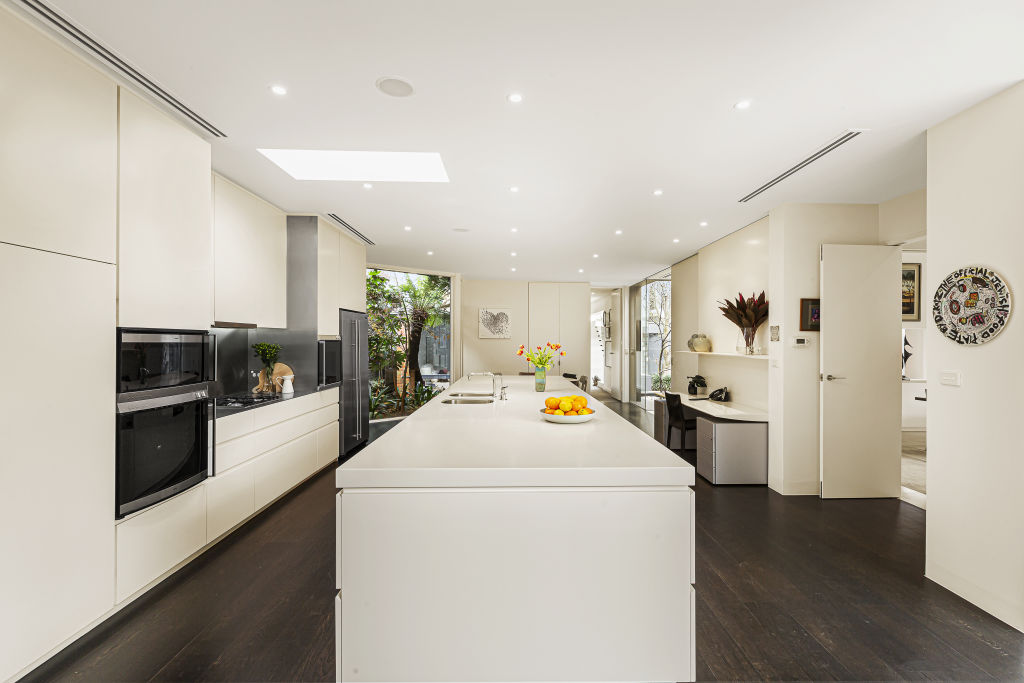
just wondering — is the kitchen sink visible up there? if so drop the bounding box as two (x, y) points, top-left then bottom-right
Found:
(448, 392), (494, 397)
(441, 398), (494, 405)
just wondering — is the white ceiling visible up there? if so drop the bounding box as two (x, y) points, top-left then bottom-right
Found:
(43, 0), (1024, 285)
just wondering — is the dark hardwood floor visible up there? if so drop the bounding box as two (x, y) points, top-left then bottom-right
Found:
(26, 413), (1023, 682)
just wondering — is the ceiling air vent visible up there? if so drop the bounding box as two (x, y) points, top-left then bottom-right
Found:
(738, 130), (864, 203)
(327, 214), (375, 246)
(16, 0), (226, 138)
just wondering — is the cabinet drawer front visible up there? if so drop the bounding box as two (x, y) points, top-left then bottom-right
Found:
(216, 410), (255, 445)
(252, 392), (322, 430)
(116, 485), (206, 602)
(320, 387), (340, 406)
(253, 433), (317, 510)
(317, 421), (340, 469)
(206, 461), (255, 542)
(218, 404), (338, 474)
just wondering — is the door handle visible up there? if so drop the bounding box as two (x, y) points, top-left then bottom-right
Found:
(825, 374), (846, 381)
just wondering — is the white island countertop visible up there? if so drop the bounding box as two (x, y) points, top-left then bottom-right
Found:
(337, 375), (694, 489)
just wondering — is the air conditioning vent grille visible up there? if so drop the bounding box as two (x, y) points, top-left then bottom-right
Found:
(738, 130), (863, 203)
(16, 0), (226, 138)
(327, 214), (375, 246)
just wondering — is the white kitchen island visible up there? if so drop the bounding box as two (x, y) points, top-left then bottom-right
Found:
(335, 376), (695, 682)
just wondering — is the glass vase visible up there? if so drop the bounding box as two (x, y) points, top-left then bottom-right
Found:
(534, 368), (547, 392)
(736, 327), (757, 355)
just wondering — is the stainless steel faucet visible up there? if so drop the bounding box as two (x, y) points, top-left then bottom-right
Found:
(467, 371), (503, 398)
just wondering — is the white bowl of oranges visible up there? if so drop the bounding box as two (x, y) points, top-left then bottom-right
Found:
(540, 395), (595, 424)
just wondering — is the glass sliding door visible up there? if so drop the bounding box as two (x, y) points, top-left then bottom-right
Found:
(628, 268), (672, 411)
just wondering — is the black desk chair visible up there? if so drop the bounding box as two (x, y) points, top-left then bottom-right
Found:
(665, 392), (697, 451)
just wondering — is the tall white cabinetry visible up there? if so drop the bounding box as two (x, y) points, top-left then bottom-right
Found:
(118, 88), (213, 330)
(528, 282), (590, 377)
(0, 244), (116, 682)
(213, 174), (287, 327)
(0, 10), (116, 263)
(319, 218), (367, 335)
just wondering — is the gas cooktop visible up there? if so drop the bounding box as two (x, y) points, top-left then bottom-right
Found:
(216, 394), (281, 408)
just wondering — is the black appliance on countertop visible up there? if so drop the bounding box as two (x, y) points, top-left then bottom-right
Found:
(115, 329), (215, 519)
(340, 309), (369, 455)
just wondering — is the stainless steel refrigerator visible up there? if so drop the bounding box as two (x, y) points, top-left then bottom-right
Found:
(340, 308), (369, 455)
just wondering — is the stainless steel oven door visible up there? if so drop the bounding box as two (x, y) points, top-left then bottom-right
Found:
(116, 384), (210, 519)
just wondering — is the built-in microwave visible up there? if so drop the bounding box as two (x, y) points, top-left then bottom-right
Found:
(318, 339), (342, 389)
(115, 329), (215, 519)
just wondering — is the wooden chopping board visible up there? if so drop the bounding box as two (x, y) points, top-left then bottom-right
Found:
(254, 362), (295, 394)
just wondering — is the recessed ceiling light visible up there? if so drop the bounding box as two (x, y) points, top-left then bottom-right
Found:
(453, 227), (470, 233)
(733, 99), (752, 110)
(699, 221), (708, 227)
(510, 251), (517, 256)
(257, 149), (449, 182)
(510, 227), (518, 233)
(653, 189), (663, 196)
(363, 183), (373, 189)
(578, 268), (584, 274)
(426, 250), (434, 255)
(673, 238), (680, 243)
(592, 254), (599, 258)
(615, 229), (623, 235)
(511, 267), (517, 272)
(507, 92), (523, 104)
(270, 84), (288, 96)
(403, 225), (412, 231)
(509, 186), (520, 193)
(376, 77), (414, 97)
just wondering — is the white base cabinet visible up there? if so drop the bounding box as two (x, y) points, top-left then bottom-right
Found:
(338, 485), (694, 682)
(116, 485), (207, 602)
(206, 459), (255, 542)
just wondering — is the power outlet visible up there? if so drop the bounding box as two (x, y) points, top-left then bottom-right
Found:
(939, 371), (961, 387)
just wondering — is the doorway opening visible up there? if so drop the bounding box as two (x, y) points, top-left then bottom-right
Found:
(628, 268), (672, 413)
(901, 249), (927, 508)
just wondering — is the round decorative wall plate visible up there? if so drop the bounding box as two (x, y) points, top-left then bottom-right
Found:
(933, 266), (1011, 345)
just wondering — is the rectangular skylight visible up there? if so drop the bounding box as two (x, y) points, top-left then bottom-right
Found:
(257, 149), (449, 182)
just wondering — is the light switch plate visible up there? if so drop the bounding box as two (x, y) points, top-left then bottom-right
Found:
(940, 371), (961, 386)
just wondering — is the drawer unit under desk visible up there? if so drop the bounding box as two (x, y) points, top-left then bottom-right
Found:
(696, 416), (768, 485)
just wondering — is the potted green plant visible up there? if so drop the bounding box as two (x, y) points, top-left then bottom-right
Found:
(252, 342), (282, 395)
(718, 291), (769, 355)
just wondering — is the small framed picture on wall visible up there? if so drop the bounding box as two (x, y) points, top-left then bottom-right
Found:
(800, 298), (820, 331)
(902, 263), (922, 321)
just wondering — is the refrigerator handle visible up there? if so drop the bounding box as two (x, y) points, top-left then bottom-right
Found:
(353, 318), (360, 439)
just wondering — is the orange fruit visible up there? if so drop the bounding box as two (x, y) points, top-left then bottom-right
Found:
(558, 400), (573, 412)
(579, 408), (591, 415)
(544, 397), (560, 410)
(553, 409), (564, 415)
(572, 400), (585, 412)
(566, 410), (578, 416)
(576, 397), (588, 409)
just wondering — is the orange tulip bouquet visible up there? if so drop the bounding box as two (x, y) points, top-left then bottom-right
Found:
(516, 342), (566, 391)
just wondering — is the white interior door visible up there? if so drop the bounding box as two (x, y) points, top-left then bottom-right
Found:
(820, 244), (902, 498)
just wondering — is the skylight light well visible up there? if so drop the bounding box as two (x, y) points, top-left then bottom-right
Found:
(257, 149), (450, 182)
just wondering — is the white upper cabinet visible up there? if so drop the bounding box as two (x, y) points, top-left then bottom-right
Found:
(213, 174), (287, 328)
(118, 88), (212, 330)
(558, 282), (591, 379)
(319, 218), (366, 334)
(339, 229), (367, 314)
(0, 10), (116, 263)
(318, 219), (342, 336)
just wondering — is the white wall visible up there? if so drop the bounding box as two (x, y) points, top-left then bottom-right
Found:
(767, 203), (880, 494)
(925, 81), (1024, 633)
(669, 220), (770, 409)
(461, 280), (590, 378)
(879, 188), (927, 245)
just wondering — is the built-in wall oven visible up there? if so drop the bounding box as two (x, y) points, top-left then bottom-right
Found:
(115, 329), (215, 519)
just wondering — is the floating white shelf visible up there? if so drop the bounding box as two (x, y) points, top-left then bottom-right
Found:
(678, 351), (768, 360)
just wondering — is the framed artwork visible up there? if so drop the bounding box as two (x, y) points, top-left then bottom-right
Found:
(800, 298), (820, 331)
(902, 263), (922, 321)
(478, 308), (511, 339)
(933, 265), (1012, 345)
